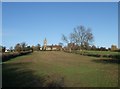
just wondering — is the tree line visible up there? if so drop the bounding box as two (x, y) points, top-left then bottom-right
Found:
(0, 42), (41, 53)
(0, 25), (119, 53)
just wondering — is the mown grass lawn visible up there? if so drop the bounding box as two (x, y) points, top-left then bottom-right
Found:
(2, 51), (118, 87)
(82, 50), (119, 55)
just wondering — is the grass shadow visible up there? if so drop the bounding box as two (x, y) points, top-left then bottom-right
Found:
(2, 62), (65, 88)
(2, 62), (45, 87)
(91, 58), (120, 64)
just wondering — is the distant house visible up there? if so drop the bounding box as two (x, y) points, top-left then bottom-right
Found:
(45, 45), (62, 51)
(42, 38), (62, 51)
(52, 45), (62, 51)
(5, 49), (10, 52)
(45, 45), (52, 50)
(111, 45), (118, 51)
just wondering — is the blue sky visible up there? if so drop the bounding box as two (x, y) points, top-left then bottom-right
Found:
(2, 2), (118, 49)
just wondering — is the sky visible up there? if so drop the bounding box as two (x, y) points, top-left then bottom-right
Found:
(2, 2), (118, 49)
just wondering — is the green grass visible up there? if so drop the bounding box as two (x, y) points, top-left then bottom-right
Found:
(71, 50), (120, 59)
(83, 50), (119, 55)
(3, 51), (118, 87)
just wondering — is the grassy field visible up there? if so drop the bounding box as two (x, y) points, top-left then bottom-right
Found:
(3, 51), (118, 87)
(71, 50), (119, 55)
(82, 50), (119, 55)
(71, 50), (120, 59)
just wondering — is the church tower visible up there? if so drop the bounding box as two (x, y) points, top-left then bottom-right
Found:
(43, 38), (47, 50)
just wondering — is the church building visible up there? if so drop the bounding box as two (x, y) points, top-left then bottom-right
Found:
(42, 38), (62, 51)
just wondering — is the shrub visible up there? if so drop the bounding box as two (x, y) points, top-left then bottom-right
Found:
(2, 51), (32, 62)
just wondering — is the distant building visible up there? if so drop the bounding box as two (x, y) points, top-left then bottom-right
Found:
(43, 38), (47, 50)
(111, 45), (118, 51)
(5, 49), (10, 52)
(42, 38), (62, 51)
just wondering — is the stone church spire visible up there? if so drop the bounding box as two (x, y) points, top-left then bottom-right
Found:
(43, 38), (47, 50)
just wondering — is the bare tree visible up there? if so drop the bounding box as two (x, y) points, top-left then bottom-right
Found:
(2, 46), (6, 53)
(36, 44), (41, 51)
(14, 43), (21, 53)
(62, 34), (72, 52)
(26, 46), (31, 51)
(84, 28), (94, 45)
(10, 46), (13, 52)
(59, 42), (63, 47)
(31, 45), (35, 52)
(21, 42), (27, 51)
(0, 46), (2, 52)
(62, 34), (69, 44)
(62, 25), (94, 51)
(71, 25), (94, 50)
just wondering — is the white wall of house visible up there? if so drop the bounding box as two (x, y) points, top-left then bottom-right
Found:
(5, 49), (9, 52)
(52, 47), (57, 50)
(40, 48), (42, 50)
(46, 47), (51, 50)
